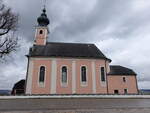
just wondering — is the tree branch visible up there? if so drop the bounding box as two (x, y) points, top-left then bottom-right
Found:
(0, 1), (19, 58)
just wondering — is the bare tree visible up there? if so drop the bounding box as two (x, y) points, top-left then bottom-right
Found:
(0, 0), (19, 58)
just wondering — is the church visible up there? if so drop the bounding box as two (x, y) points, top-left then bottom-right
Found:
(25, 8), (138, 95)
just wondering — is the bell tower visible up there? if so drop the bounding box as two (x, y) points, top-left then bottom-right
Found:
(34, 8), (50, 45)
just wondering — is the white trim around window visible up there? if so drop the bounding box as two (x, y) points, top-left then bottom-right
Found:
(38, 65), (46, 88)
(100, 66), (106, 87)
(60, 65), (68, 87)
(80, 65), (88, 87)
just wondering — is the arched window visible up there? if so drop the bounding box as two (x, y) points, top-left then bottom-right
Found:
(39, 30), (43, 34)
(62, 66), (67, 83)
(81, 66), (87, 82)
(101, 67), (105, 81)
(39, 66), (45, 83)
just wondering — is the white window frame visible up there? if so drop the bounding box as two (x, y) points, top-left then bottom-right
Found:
(100, 66), (106, 87)
(38, 65), (46, 88)
(100, 66), (106, 82)
(60, 65), (68, 87)
(80, 65), (88, 87)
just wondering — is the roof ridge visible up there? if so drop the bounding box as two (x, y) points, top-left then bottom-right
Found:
(110, 65), (133, 70)
(110, 65), (122, 67)
(46, 42), (94, 45)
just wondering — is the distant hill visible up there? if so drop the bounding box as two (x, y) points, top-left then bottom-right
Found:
(0, 90), (11, 96)
(139, 89), (150, 95)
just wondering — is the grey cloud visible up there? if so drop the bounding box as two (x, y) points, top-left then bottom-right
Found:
(2, 0), (150, 89)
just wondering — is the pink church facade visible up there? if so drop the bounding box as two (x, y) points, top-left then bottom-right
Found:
(25, 8), (138, 95)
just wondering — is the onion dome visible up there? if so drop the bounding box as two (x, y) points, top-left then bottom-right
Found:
(37, 8), (50, 26)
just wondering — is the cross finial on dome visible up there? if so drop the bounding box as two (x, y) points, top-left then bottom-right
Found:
(43, 0), (46, 12)
(43, 7), (46, 13)
(37, 0), (50, 26)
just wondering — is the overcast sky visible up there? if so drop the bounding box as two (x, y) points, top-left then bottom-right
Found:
(1, 0), (150, 90)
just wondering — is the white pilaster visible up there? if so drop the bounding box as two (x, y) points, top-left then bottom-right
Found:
(72, 61), (76, 94)
(92, 61), (96, 93)
(26, 58), (33, 94)
(50, 59), (57, 94)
